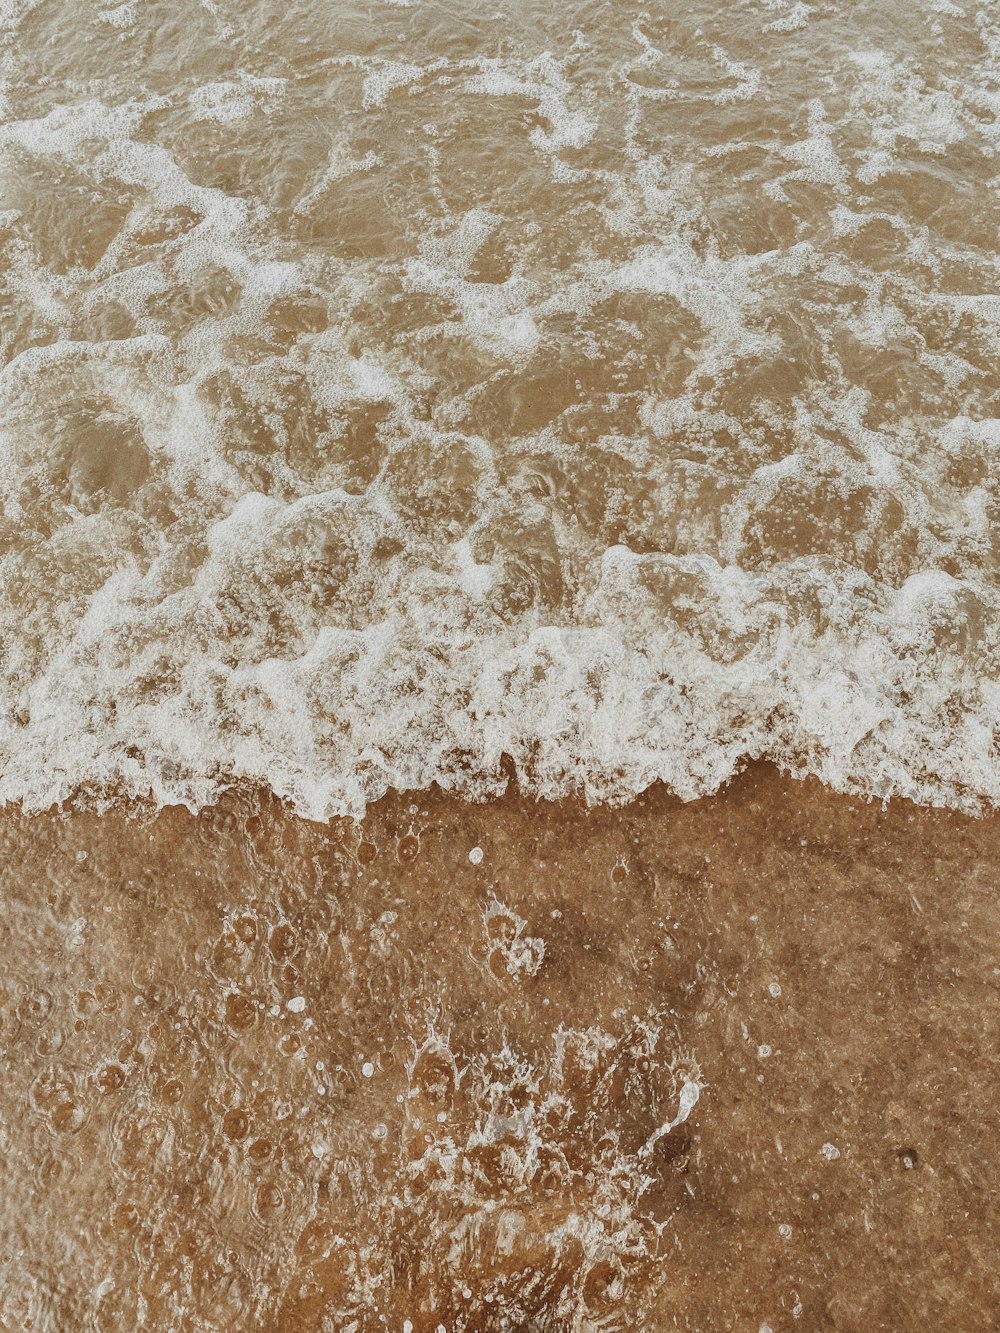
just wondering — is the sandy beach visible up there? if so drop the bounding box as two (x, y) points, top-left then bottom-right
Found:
(2, 764), (996, 1330)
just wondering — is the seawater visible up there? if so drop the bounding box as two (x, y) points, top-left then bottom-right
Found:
(1, 0), (998, 818)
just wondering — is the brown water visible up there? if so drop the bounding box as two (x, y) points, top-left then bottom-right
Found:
(2, 2), (999, 1328)
(0, 0), (998, 815)
(2, 767), (999, 1331)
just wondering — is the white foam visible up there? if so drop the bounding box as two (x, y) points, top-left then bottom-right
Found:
(362, 60), (427, 111)
(0, 4), (997, 825)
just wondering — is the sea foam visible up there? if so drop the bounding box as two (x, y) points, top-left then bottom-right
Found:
(0, 0), (997, 818)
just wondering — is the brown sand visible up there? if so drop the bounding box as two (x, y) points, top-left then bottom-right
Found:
(1, 764), (997, 1331)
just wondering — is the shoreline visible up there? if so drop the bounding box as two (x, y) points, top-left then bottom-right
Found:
(7, 750), (997, 829)
(1, 762), (997, 1330)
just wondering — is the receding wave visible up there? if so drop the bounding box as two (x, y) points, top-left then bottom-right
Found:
(1, 0), (998, 817)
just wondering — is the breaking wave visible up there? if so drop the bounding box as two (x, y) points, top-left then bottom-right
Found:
(1, 0), (998, 818)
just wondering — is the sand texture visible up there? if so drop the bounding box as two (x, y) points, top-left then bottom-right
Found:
(1, 765), (997, 1331)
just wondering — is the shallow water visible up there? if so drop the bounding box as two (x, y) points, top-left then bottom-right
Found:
(2, 768), (998, 1331)
(1, 0), (999, 817)
(2, 6), (999, 1327)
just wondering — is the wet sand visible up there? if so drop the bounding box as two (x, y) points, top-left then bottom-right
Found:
(1, 764), (997, 1331)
